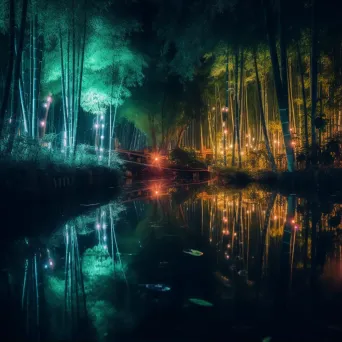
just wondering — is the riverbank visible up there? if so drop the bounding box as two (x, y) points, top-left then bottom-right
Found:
(0, 159), (123, 240)
(215, 166), (342, 197)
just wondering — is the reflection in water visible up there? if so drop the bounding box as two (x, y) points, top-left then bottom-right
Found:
(2, 183), (342, 341)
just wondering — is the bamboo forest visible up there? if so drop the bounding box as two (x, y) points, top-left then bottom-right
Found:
(0, 0), (342, 342)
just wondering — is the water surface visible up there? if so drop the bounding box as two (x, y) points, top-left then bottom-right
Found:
(1, 180), (342, 342)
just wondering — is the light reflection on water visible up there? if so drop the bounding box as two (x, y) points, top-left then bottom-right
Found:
(2, 182), (342, 341)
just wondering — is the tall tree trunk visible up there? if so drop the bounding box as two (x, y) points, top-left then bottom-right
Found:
(238, 49), (244, 168)
(200, 116), (204, 154)
(176, 125), (186, 147)
(296, 42), (309, 156)
(0, 0), (15, 136)
(73, 4), (87, 157)
(71, 0), (76, 153)
(264, 0), (295, 171)
(59, 28), (68, 148)
(311, 0), (318, 159)
(233, 47), (242, 168)
(14, 36), (28, 134)
(253, 49), (277, 171)
(6, 0), (29, 153)
(32, 12), (38, 139)
(111, 77), (124, 146)
(223, 49), (229, 166)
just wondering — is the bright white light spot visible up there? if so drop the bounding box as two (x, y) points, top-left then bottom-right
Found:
(102, 124), (104, 128)
(155, 157), (158, 161)
(44, 264), (48, 269)
(47, 96), (52, 103)
(94, 124), (99, 129)
(49, 261), (53, 266)
(100, 115), (104, 120)
(43, 103), (47, 108)
(96, 223), (100, 229)
(101, 135), (104, 139)
(103, 236), (107, 241)
(40, 121), (45, 127)
(100, 148), (103, 152)
(104, 245), (108, 249)
(102, 224), (107, 229)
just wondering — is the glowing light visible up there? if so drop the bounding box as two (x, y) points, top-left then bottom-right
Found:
(224, 129), (227, 134)
(102, 124), (104, 128)
(252, 138), (255, 141)
(230, 144), (233, 148)
(49, 261), (53, 266)
(223, 218), (228, 223)
(44, 264), (48, 269)
(96, 223), (100, 229)
(291, 219), (295, 224)
(40, 121), (45, 127)
(227, 244), (231, 248)
(155, 190), (159, 194)
(100, 135), (104, 139)
(246, 144), (249, 147)
(222, 122), (225, 127)
(274, 215), (277, 219)
(103, 245), (108, 249)
(103, 236), (107, 241)
(234, 232), (237, 236)
(100, 148), (103, 152)
(94, 124), (99, 129)
(102, 224), (107, 229)
(100, 115), (104, 120)
(294, 225), (299, 229)
(47, 96), (52, 103)
(155, 157), (159, 161)
(291, 141), (296, 145)
(212, 107), (215, 110)
(43, 103), (47, 108)
(226, 255), (230, 259)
